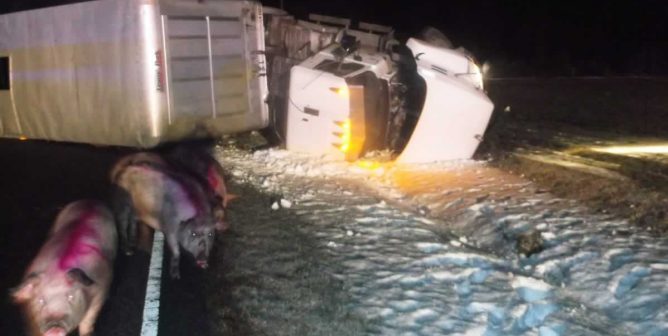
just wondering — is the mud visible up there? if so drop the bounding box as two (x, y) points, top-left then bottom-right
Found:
(204, 181), (368, 335)
(482, 120), (668, 235)
(211, 144), (668, 335)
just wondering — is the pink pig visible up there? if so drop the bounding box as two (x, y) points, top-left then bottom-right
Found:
(11, 200), (117, 336)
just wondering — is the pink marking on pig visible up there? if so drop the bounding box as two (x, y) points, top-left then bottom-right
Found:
(165, 173), (206, 217)
(132, 163), (206, 216)
(57, 210), (104, 271)
(207, 166), (220, 190)
(179, 179), (206, 215)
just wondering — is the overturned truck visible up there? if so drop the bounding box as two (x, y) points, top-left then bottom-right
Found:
(266, 13), (494, 163)
(0, 1), (493, 163)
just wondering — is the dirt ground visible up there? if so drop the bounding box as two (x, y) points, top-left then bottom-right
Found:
(479, 79), (668, 235)
(2, 77), (667, 334)
(493, 152), (668, 233)
(203, 180), (368, 335)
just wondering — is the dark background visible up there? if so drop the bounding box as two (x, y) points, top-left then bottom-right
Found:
(265, 0), (668, 77)
(1, 0), (666, 77)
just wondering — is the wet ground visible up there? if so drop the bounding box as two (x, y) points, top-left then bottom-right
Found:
(484, 121), (668, 234)
(2, 76), (668, 335)
(205, 181), (368, 335)
(3, 130), (668, 335)
(209, 145), (668, 335)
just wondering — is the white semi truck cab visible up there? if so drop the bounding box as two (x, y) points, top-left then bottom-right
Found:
(284, 24), (494, 163)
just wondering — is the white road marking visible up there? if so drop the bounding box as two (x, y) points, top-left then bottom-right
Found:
(141, 231), (164, 336)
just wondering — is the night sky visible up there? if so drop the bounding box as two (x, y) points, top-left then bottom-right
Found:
(1, 0), (666, 76)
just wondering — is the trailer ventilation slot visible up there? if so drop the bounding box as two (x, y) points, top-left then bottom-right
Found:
(304, 107), (319, 116)
(0, 57), (9, 90)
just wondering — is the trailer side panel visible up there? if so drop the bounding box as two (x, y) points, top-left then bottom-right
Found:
(0, 0), (160, 146)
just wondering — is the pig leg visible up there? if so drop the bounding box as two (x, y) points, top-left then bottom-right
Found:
(126, 214), (138, 253)
(78, 290), (106, 336)
(111, 185), (137, 255)
(165, 233), (181, 279)
(161, 201), (183, 279)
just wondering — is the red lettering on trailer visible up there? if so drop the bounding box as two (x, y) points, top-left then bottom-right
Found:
(155, 50), (165, 92)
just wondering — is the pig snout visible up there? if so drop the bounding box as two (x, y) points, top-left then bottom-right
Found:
(195, 240), (210, 269)
(43, 320), (68, 336)
(196, 253), (208, 269)
(44, 326), (66, 336)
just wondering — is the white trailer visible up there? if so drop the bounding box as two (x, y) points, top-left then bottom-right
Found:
(0, 0), (268, 147)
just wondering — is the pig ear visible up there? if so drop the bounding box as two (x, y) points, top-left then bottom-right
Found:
(182, 218), (195, 227)
(223, 193), (239, 208)
(10, 273), (41, 303)
(67, 268), (94, 287)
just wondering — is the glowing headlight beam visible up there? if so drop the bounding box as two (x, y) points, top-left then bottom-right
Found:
(590, 144), (668, 155)
(356, 160), (382, 170)
(467, 60), (484, 90)
(329, 86), (349, 98)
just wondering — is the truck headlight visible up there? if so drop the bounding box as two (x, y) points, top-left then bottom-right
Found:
(339, 118), (351, 152)
(332, 85), (365, 161)
(469, 61), (484, 90)
(329, 86), (350, 98)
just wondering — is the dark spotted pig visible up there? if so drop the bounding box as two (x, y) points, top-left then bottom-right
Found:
(111, 152), (224, 279)
(166, 144), (237, 218)
(11, 200), (117, 336)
